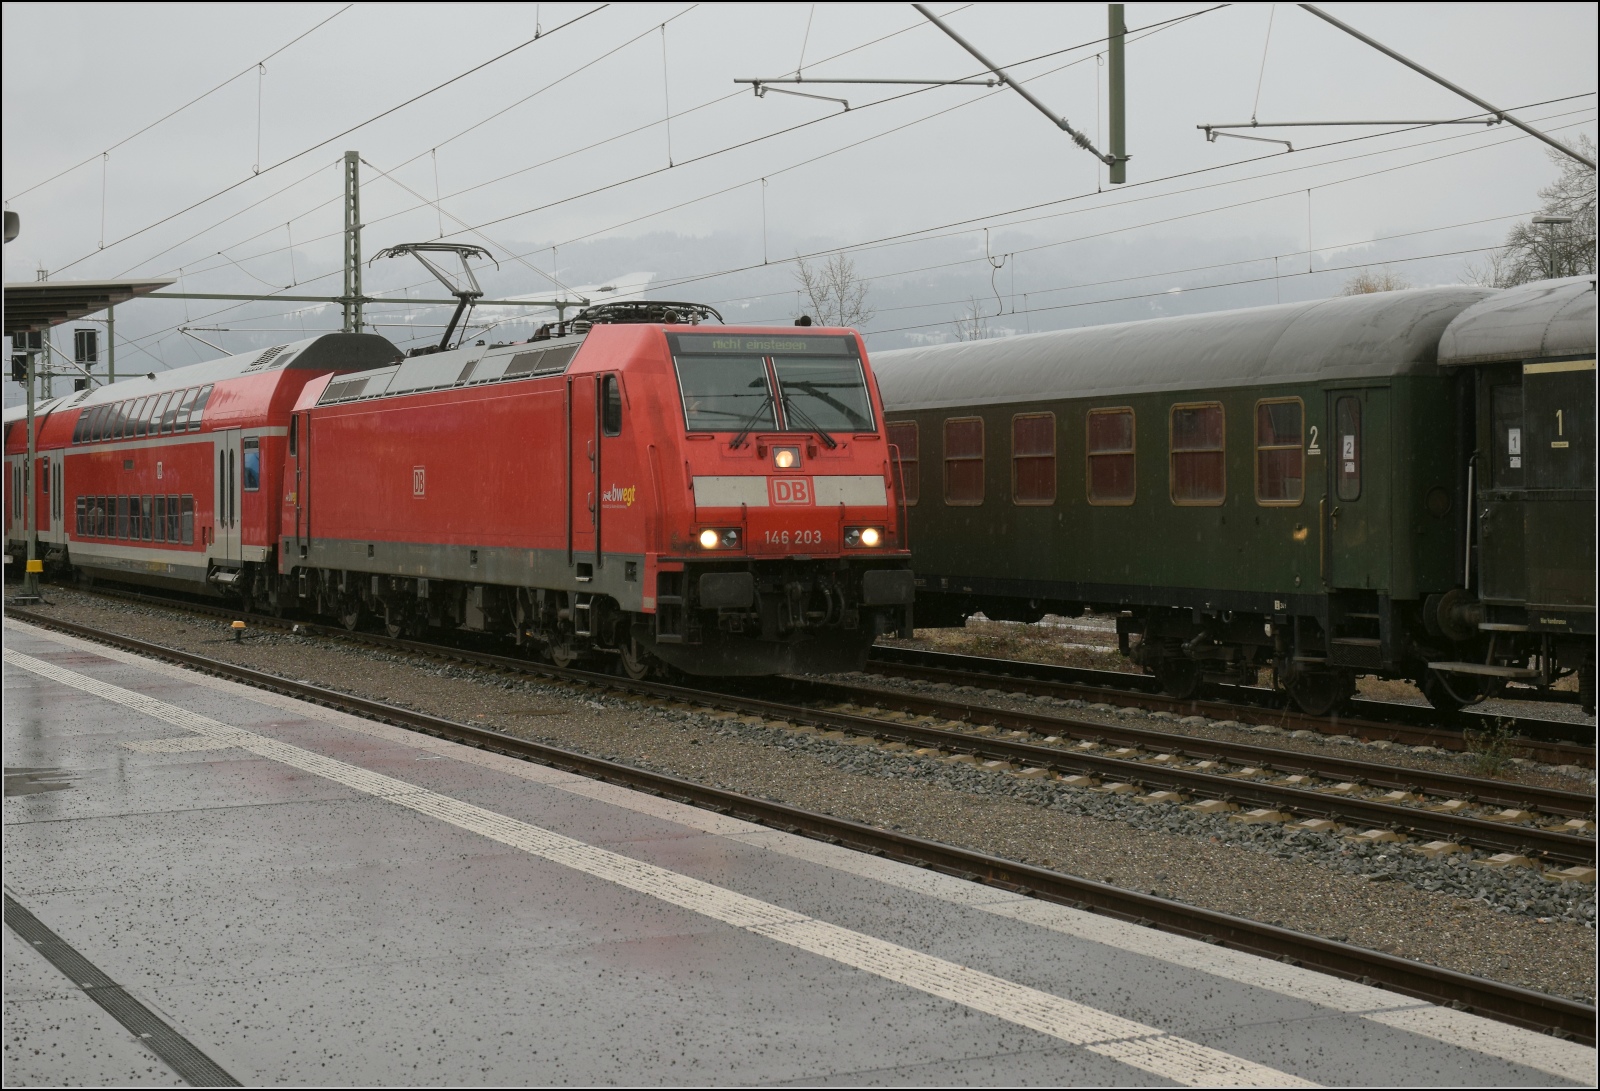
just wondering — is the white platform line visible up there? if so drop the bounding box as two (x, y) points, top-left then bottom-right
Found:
(9, 621), (1595, 1085)
(6, 645), (1312, 1088)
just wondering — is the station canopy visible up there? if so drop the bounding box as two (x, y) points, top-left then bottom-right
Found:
(3, 279), (173, 337)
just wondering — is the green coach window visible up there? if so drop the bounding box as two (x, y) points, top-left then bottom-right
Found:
(1012, 413), (1056, 505)
(943, 417), (984, 506)
(1255, 398), (1304, 505)
(887, 421), (920, 506)
(1086, 408), (1136, 505)
(1170, 402), (1225, 506)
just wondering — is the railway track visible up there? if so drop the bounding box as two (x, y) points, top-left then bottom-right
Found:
(24, 585), (1598, 867)
(868, 645), (1597, 763)
(9, 606), (1595, 1045)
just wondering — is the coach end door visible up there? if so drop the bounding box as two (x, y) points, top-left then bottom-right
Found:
(214, 429), (242, 567)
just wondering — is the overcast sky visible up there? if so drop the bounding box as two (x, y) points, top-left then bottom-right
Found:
(3, 2), (1595, 396)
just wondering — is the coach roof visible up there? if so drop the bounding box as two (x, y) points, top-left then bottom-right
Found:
(872, 286), (1492, 410)
(2, 333), (398, 426)
(1437, 275), (1596, 367)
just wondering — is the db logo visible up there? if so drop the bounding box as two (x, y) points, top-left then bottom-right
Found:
(412, 466), (426, 498)
(770, 478), (811, 505)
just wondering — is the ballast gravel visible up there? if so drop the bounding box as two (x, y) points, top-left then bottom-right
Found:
(833, 672), (1597, 793)
(18, 587), (1598, 1004)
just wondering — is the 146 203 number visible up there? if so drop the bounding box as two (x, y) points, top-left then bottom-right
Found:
(764, 528), (824, 546)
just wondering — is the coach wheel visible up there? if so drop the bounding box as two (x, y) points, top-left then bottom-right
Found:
(548, 642), (578, 669)
(1154, 656), (1202, 700)
(1286, 667), (1355, 717)
(618, 640), (652, 681)
(1420, 668), (1495, 713)
(1582, 661), (1596, 717)
(339, 602), (365, 632)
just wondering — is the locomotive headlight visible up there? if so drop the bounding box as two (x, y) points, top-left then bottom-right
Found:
(698, 528), (720, 549)
(773, 446), (801, 470)
(859, 527), (881, 547)
(844, 526), (883, 548)
(698, 528), (741, 549)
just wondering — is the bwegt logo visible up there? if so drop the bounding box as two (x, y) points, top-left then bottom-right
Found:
(602, 484), (637, 506)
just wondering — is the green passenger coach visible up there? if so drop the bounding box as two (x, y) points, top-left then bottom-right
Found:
(873, 286), (1544, 715)
(1434, 276), (1596, 713)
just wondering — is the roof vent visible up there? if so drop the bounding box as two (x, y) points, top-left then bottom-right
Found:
(247, 345), (287, 370)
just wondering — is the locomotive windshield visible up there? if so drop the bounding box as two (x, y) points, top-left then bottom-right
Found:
(669, 333), (872, 434)
(773, 356), (873, 432)
(675, 354), (777, 432)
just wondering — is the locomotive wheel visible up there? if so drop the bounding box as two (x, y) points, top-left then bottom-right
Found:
(1153, 657), (1202, 700)
(618, 640), (652, 680)
(1286, 668), (1355, 717)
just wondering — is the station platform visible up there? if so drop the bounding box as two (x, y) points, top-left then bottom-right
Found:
(4, 618), (1594, 1087)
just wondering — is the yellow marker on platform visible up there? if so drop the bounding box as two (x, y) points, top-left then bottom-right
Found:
(25, 559), (43, 573)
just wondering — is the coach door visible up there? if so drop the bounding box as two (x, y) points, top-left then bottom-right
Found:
(292, 413), (309, 559)
(214, 428), (242, 566)
(567, 375), (598, 571)
(45, 451), (65, 546)
(1323, 388), (1390, 590)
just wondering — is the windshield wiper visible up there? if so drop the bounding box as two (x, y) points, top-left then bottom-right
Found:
(728, 394), (775, 449)
(780, 396), (839, 449)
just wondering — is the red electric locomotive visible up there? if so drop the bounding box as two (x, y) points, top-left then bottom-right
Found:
(7, 304), (914, 677)
(286, 303), (913, 675)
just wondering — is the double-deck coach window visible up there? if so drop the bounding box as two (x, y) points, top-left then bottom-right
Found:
(886, 421), (919, 505)
(1335, 396), (1362, 501)
(943, 417), (984, 505)
(1170, 402), (1225, 505)
(1255, 398), (1304, 505)
(243, 438), (261, 491)
(1011, 413), (1055, 505)
(1086, 408), (1135, 505)
(74, 494), (193, 544)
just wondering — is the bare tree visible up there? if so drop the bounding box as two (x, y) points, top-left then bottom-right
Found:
(950, 298), (997, 341)
(1341, 269), (1412, 295)
(1466, 133), (1597, 287)
(793, 254), (874, 328)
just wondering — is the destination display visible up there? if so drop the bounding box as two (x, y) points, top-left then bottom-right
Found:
(669, 332), (857, 357)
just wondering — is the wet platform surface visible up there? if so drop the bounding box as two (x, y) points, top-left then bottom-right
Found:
(4, 618), (1594, 1087)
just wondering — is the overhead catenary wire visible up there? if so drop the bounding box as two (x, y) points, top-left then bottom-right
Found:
(46, 4), (611, 277)
(747, 206), (1546, 322)
(3, 3), (355, 204)
(861, 239), (1590, 338)
(114, 3), (704, 281)
(68, 2), (1580, 367)
(573, 99), (1598, 306)
(118, 101), (1592, 368)
(118, 93), (1595, 363)
(112, 1), (1177, 289)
